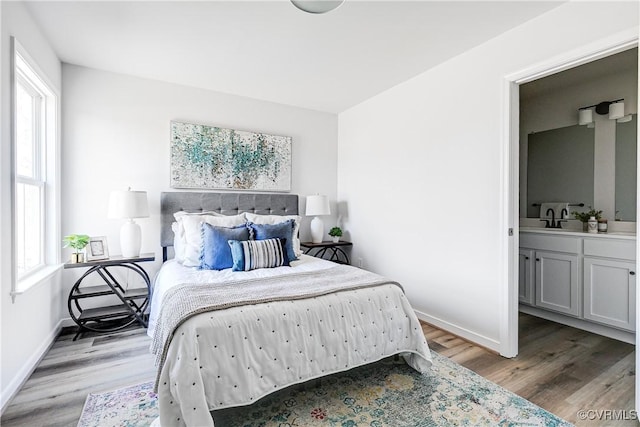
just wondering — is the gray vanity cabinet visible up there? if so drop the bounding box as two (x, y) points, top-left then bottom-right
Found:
(583, 238), (636, 331)
(518, 249), (535, 306)
(520, 233), (581, 317)
(583, 258), (635, 330)
(520, 230), (637, 338)
(535, 251), (580, 317)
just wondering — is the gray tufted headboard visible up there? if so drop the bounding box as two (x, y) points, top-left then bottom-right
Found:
(160, 192), (299, 261)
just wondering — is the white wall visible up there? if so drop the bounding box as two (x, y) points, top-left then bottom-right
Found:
(0, 1), (63, 411)
(337, 2), (639, 351)
(520, 63), (638, 220)
(61, 64), (338, 304)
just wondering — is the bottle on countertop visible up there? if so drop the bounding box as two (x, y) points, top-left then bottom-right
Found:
(588, 216), (598, 234)
(598, 218), (608, 233)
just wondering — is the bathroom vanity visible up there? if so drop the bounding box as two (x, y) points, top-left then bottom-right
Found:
(519, 227), (636, 343)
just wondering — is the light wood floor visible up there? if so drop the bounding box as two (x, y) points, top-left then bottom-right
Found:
(424, 314), (636, 427)
(1, 326), (157, 427)
(1, 314), (635, 426)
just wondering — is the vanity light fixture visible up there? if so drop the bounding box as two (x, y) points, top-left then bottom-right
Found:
(578, 99), (630, 125)
(578, 108), (593, 125)
(290, 0), (345, 14)
(609, 100), (625, 119)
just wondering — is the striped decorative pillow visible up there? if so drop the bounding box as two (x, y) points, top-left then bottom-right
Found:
(228, 238), (290, 271)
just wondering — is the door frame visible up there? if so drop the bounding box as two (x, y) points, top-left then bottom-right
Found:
(500, 28), (639, 406)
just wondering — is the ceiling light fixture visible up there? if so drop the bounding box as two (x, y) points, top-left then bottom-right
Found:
(290, 0), (345, 14)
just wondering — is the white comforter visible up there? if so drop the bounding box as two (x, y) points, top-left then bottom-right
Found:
(149, 256), (432, 427)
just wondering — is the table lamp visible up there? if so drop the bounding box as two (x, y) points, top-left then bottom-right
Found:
(306, 194), (330, 244)
(108, 188), (149, 258)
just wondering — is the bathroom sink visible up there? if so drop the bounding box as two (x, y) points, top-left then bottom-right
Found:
(519, 227), (636, 237)
(520, 226), (578, 232)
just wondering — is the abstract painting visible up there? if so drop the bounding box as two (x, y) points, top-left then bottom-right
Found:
(170, 121), (292, 191)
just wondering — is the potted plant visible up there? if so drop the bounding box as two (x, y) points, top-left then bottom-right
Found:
(63, 234), (90, 263)
(573, 207), (603, 231)
(328, 227), (342, 243)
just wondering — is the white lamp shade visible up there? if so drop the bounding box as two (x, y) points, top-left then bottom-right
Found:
(578, 109), (593, 125)
(305, 195), (330, 216)
(108, 190), (149, 219)
(609, 102), (625, 120)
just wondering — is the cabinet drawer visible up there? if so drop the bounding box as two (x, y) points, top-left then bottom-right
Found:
(583, 238), (636, 261)
(520, 233), (580, 254)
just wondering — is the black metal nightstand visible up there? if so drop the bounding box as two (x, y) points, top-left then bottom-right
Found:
(300, 241), (352, 265)
(64, 253), (155, 340)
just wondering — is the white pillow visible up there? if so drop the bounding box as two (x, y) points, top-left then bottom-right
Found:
(180, 213), (247, 267)
(173, 210), (225, 222)
(171, 222), (186, 263)
(244, 213), (302, 258)
(171, 211), (229, 263)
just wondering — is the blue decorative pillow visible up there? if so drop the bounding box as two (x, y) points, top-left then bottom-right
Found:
(248, 219), (297, 261)
(228, 238), (290, 271)
(200, 223), (250, 270)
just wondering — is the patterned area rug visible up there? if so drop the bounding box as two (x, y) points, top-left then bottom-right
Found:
(78, 352), (573, 427)
(77, 381), (158, 427)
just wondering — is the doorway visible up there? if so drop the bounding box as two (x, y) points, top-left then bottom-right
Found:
(503, 35), (639, 409)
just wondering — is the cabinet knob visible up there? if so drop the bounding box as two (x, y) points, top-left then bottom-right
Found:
(630, 271), (636, 276)
(525, 256), (529, 260)
(536, 258), (540, 261)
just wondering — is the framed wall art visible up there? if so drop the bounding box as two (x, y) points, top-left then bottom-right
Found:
(170, 121), (292, 192)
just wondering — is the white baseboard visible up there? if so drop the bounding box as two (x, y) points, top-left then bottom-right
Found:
(414, 309), (501, 353)
(0, 319), (64, 414)
(519, 305), (635, 345)
(60, 316), (76, 328)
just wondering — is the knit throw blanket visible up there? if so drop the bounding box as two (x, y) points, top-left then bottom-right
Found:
(150, 264), (402, 388)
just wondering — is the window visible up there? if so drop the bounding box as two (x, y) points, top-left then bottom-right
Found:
(15, 65), (45, 278)
(12, 38), (60, 294)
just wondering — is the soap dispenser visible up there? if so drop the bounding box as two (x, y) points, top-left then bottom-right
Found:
(587, 216), (598, 233)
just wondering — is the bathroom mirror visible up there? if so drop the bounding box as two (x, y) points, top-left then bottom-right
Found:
(526, 116), (638, 221)
(615, 114), (637, 221)
(526, 124), (595, 218)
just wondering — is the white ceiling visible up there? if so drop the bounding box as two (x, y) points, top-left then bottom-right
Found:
(24, 1), (563, 113)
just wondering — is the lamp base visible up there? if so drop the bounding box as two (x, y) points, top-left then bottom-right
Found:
(310, 216), (324, 244)
(120, 219), (141, 258)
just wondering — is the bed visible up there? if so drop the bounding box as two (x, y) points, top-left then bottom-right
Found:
(149, 191), (432, 427)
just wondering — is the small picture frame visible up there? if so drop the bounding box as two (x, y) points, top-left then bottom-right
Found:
(86, 236), (109, 261)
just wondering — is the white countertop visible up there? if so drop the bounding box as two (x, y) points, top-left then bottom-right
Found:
(520, 227), (636, 240)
